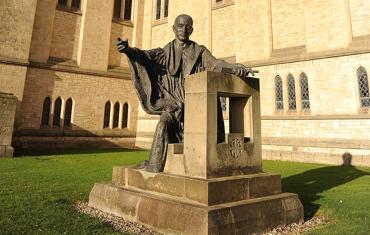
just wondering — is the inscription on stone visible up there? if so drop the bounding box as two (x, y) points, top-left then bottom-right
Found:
(0, 127), (10, 136)
(229, 136), (243, 159)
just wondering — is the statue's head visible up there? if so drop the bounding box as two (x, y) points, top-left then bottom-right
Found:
(173, 14), (193, 43)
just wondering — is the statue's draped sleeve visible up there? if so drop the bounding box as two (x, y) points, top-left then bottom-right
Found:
(124, 47), (167, 115)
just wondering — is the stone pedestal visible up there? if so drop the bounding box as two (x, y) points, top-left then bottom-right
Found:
(0, 93), (17, 157)
(88, 72), (303, 234)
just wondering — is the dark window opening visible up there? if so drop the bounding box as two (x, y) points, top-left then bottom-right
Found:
(156, 0), (161, 20)
(41, 97), (51, 126)
(113, 102), (120, 128)
(53, 98), (62, 127)
(64, 98), (73, 128)
(122, 103), (128, 128)
(71, 0), (81, 9)
(58, 0), (68, 7)
(124, 0), (132, 20)
(103, 101), (111, 128)
(122, 103), (129, 128)
(164, 0), (169, 18)
(114, 0), (122, 19)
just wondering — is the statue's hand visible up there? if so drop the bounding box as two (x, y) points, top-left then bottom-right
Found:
(117, 37), (129, 53)
(232, 64), (258, 77)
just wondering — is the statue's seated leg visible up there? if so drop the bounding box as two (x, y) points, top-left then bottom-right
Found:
(145, 111), (179, 172)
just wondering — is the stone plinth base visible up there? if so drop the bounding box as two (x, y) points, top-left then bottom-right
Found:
(88, 168), (303, 234)
(0, 145), (14, 158)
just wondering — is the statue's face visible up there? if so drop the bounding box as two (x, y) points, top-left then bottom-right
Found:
(173, 16), (193, 42)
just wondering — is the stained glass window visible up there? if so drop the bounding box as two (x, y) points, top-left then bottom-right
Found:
(357, 67), (370, 108)
(275, 76), (284, 111)
(287, 74), (296, 110)
(299, 73), (310, 110)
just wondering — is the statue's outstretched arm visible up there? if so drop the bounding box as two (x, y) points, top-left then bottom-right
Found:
(218, 61), (259, 78)
(202, 47), (258, 78)
(117, 37), (165, 65)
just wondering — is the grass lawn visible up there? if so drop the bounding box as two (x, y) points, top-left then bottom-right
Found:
(0, 149), (369, 234)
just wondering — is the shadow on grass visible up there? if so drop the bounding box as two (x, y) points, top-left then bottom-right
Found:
(13, 148), (145, 157)
(282, 165), (369, 220)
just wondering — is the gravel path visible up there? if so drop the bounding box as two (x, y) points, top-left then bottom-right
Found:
(75, 201), (328, 235)
(75, 201), (162, 235)
(261, 216), (328, 235)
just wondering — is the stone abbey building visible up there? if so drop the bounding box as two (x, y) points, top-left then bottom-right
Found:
(1, 0), (370, 166)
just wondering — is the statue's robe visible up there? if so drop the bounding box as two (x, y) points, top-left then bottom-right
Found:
(125, 40), (226, 172)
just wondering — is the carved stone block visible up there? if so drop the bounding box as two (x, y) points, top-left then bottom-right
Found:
(0, 93), (17, 158)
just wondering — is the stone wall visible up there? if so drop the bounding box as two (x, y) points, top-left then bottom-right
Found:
(211, 4), (235, 58)
(108, 22), (133, 68)
(0, 93), (17, 157)
(77, 0), (114, 71)
(29, 0), (58, 63)
(141, 0), (370, 60)
(18, 67), (138, 131)
(271, 0), (305, 50)
(49, 10), (82, 61)
(11, 65), (139, 149)
(350, 0), (370, 37)
(0, 0), (37, 60)
(0, 64), (27, 102)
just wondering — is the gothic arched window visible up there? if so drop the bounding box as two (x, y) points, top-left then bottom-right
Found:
(41, 97), (51, 126)
(287, 74), (297, 110)
(299, 73), (310, 110)
(357, 67), (370, 108)
(275, 76), (284, 111)
(64, 98), (73, 128)
(103, 101), (111, 128)
(122, 103), (129, 128)
(53, 97), (62, 127)
(113, 102), (120, 128)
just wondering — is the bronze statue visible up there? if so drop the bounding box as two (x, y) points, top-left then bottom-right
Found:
(117, 14), (257, 172)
